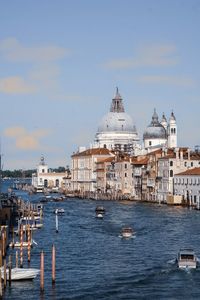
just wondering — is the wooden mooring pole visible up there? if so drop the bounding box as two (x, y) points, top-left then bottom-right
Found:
(2, 232), (5, 258)
(20, 225), (23, 268)
(40, 251), (44, 292)
(0, 268), (2, 298)
(16, 251), (18, 268)
(52, 244), (55, 285)
(3, 259), (6, 289)
(0, 250), (2, 268)
(8, 255), (12, 286)
(27, 224), (31, 263)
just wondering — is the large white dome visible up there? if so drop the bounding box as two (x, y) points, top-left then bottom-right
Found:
(93, 88), (140, 153)
(98, 111), (136, 133)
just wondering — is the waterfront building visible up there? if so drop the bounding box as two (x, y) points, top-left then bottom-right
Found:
(174, 167), (200, 207)
(32, 156), (70, 192)
(93, 88), (141, 154)
(157, 148), (200, 203)
(71, 148), (113, 194)
(95, 156), (115, 194)
(143, 110), (177, 151)
(104, 153), (134, 198)
(131, 156), (148, 200)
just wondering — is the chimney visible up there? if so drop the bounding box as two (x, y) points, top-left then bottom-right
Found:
(188, 148), (191, 160)
(175, 147), (179, 160)
(180, 150), (183, 160)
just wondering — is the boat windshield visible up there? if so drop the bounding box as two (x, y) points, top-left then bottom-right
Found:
(180, 254), (194, 260)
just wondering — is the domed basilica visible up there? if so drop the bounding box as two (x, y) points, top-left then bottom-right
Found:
(92, 88), (177, 153)
(93, 88), (140, 153)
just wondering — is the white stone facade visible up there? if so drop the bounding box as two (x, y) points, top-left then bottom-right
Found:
(174, 169), (200, 208)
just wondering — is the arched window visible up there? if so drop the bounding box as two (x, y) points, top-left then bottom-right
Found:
(55, 179), (59, 187)
(170, 170), (173, 177)
(44, 179), (48, 187)
(170, 161), (173, 166)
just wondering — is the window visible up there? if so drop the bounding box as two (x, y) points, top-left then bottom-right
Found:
(55, 179), (59, 187)
(42, 168), (45, 173)
(170, 170), (173, 177)
(149, 141), (152, 146)
(44, 179), (48, 187)
(170, 161), (173, 166)
(125, 173), (127, 177)
(104, 144), (107, 148)
(191, 162), (193, 167)
(184, 162), (187, 167)
(125, 164), (127, 169)
(171, 128), (173, 134)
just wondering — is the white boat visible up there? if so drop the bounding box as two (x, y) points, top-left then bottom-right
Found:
(121, 227), (134, 238)
(96, 212), (104, 218)
(177, 249), (197, 269)
(9, 241), (33, 248)
(21, 216), (41, 221)
(54, 208), (65, 214)
(95, 206), (105, 214)
(0, 267), (40, 280)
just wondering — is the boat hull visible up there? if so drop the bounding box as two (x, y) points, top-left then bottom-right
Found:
(1, 267), (40, 280)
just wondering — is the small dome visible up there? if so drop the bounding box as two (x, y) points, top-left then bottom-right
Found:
(143, 109), (167, 139)
(143, 126), (167, 139)
(98, 112), (136, 132)
(169, 111), (176, 121)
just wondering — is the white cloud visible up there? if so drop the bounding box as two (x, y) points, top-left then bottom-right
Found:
(0, 37), (70, 63)
(104, 44), (179, 69)
(0, 76), (37, 94)
(4, 126), (51, 150)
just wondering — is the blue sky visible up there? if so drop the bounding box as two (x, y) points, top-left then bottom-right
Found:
(0, 0), (200, 170)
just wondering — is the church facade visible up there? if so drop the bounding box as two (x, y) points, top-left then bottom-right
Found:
(143, 109), (177, 151)
(93, 88), (177, 154)
(93, 88), (141, 154)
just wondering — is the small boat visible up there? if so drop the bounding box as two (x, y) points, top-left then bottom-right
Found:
(95, 206), (105, 213)
(0, 267), (40, 280)
(177, 249), (197, 269)
(9, 241), (33, 248)
(54, 208), (65, 214)
(121, 227), (134, 238)
(96, 212), (104, 218)
(21, 216), (41, 221)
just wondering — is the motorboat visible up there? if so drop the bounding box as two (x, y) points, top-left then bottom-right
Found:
(0, 267), (40, 280)
(9, 241), (33, 248)
(121, 227), (134, 238)
(95, 206), (105, 213)
(96, 212), (104, 218)
(177, 249), (197, 269)
(54, 208), (65, 214)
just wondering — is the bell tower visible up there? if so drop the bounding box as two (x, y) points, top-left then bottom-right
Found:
(168, 111), (177, 148)
(37, 155), (48, 175)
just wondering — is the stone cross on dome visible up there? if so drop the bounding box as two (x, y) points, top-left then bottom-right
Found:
(110, 87), (125, 113)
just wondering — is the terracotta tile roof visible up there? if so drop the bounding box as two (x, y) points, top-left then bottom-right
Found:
(175, 167), (200, 176)
(72, 148), (111, 157)
(131, 157), (148, 165)
(96, 157), (115, 163)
